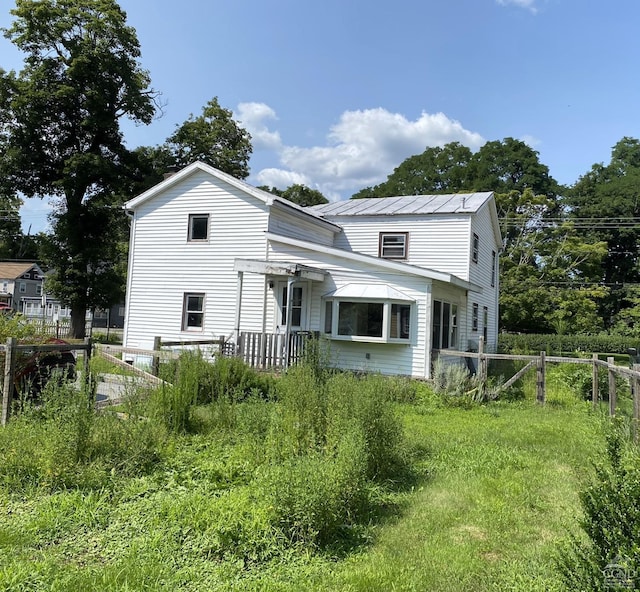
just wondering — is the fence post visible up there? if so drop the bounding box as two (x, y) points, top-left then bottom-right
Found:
(607, 356), (616, 417)
(152, 336), (161, 377)
(1, 337), (17, 427)
(592, 353), (599, 409)
(633, 364), (640, 444)
(536, 351), (546, 404)
(477, 336), (486, 383)
(83, 337), (92, 386)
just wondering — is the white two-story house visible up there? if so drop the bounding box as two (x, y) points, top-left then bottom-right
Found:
(123, 161), (501, 378)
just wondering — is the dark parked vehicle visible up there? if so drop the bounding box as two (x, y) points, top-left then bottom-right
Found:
(13, 338), (77, 398)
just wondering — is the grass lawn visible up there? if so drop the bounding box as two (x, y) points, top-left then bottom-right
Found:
(314, 402), (604, 592)
(0, 391), (606, 592)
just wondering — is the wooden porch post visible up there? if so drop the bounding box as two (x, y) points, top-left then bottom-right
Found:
(283, 276), (294, 369)
(234, 271), (244, 344)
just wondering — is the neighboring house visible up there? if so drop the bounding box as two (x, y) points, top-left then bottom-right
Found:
(92, 304), (125, 329)
(123, 162), (501, 379)
(0, 262), (44, 312)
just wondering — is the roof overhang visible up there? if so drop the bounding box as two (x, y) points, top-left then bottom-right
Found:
(324, 284), (414, 301)
(234, 259), (327, 282)
(265, 232), (483, 293)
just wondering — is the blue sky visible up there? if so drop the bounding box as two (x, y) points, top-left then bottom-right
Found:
(2, 0), (640, 233)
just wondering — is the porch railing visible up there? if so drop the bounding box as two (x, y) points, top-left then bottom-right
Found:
(237, 331), (309, 370)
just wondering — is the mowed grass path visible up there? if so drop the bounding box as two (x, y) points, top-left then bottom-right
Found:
(303, 402), (605, 592)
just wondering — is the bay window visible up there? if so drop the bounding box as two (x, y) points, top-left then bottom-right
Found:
(322, 285), (413, 343)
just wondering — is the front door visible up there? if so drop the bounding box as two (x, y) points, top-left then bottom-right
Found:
(277, 282), (307, 331)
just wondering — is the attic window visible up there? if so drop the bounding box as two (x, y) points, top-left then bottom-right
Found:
(379, 232), (408, 259)
(188, 214), (209, 241)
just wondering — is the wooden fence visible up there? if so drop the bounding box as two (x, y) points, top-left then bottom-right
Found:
(439, 339), (640, 440)
(1, 337), (93, 426)
(237, 332), (308, 370)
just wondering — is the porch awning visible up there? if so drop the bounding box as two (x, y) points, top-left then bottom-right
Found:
(323, 283), (415, 302)
(233, 259), (326, 282)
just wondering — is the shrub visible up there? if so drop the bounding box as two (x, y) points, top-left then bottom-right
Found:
(268, 364), (326, 459)
(257, 426), (369, 548)
(557, 424), (640, 591)
(499, 333), (638, 356)
(326, 373), (407, 482)
(0, 380), (166, 491)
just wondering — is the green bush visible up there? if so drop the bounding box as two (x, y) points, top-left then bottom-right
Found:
(499, 333), (638, 356)
(557, 424), (640, 590)
(257, 427), (369, 548)
(326, 373), (407, 481)
(0, 380), (166, 491)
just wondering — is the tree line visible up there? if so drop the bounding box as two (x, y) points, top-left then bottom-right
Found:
(0, 0), (637, 339)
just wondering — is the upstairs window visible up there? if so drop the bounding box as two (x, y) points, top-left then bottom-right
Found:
(182, 293), (205, 330)
(19, 282), (26, 293)
(379, 232), (408, 259)
(188, 214), (209, 241)
(472, 233), (479, 264)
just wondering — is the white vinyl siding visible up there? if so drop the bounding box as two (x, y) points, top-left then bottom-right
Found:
(329, 215), (472, 279)
(124, 171), (270, 350)
(267, 239), (432, 377)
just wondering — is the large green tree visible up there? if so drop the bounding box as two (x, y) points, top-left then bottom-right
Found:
(567, 137), (640, 330)
(0, 0), (158, 337)
(258, 184), (328, 207)
(131, 97), (253, 194)
(350, 139), (612, 334)
(352, 138), (560, 199)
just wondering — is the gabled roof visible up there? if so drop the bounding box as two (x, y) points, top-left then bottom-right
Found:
(308, 192), (493, 217)
(124, 161), (341, 232)
(0, 262), (43, 281)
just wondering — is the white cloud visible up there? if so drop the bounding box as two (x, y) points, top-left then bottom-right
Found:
(246, 106), (484, 200)
(236, 102), (282, 150)
(520, 134), (542, 148)
(496, 0), (538, 14)
(255, 168), (309, 190)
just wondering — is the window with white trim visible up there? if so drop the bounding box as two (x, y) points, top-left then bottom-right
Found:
(432, 300), (458, 349)
(281, 286), (303, 327)
(188, 214), (209, 241)
(472, 233), (479, 264)
(36, 284), (42, 296)
(323, 298), (412, 343)
(182, 293), (205, 330)
(379, 232), (408, 259)
(19, 282), (26, 293)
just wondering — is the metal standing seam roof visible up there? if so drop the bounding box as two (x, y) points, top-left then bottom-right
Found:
(307, 192), (493, 217)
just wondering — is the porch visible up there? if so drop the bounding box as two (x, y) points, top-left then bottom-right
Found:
(236, 331), (311, 370)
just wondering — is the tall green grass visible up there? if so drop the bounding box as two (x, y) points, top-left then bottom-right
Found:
(0, 352), (612, 591)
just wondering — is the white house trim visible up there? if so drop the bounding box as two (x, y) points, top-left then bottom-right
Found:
(265, 231), (482, 293)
